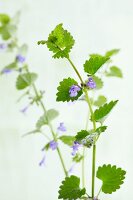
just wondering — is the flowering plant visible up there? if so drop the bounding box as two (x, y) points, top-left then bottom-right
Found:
(0, 14), (126, 200)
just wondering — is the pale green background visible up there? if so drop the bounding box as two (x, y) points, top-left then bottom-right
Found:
(0, 0), (132, 199)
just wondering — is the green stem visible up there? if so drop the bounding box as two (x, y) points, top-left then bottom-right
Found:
(25, 68), (68, 176)
(83, 89), (96, 130)
(67, 57), (84, 84)
(96, 186), (102, 198)
(82, 111), (90, 188)
(82, 147), (85, 188)
(67, 57), (97, 198)
(92, 144), (96, 198)
(84, 90), (97, 198)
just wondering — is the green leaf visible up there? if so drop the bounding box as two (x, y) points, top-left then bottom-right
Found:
(37, 40), (47, 45)
(0, 25), (11, 40)
(76, 130), (98, 148)
(84, 54), (110, 75)
(72, 153), (84, 163)
(96, 126), (107, 134)
(0, 14), (10, 25)
(92, 76), (103, 89)
(58, 175), (86, 200)
(0, 14), (11, 40)
(1, 62), (18, 74)
(75, 130), (90, 141)
(105, 66), (123, 78)
(59, 135), (75, 146)
(7, 24), (17, 37)
(18, 44), (28, 56)
(36, 115), (47, 129)
(42, 142), (50, 151)
(36, 109), (59, 129)
(105, 49), (120, 57)
(56, 78), (83, 102)
(47, 109), (59, 121)
(45, 23), (75, 58)
(16, 73), (38, 90)
(94, 95), (107, 107)
(97, 164), (126, 194)
(93, 100), (118, 122)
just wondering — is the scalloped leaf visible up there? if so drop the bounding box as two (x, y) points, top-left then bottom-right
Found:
(92, 75), (103, 90)
(58, 175), (86, 200)
(94, 95), (107, 107)
(39, 24), (75, 59)
(56, 78), (83, 102)
(75, 130), (90, 141)
(96, 126), (107, 134)
(16, 73), (38, 90)
(93, 100), (118, 122)
(36, 109), (59, 129)
(59, 135), (75, 146)
(36, 115), (47, 129)
(105, 49), (120, 57)
(97, 164), (126, 194)
(105, 66), (123, 78)
(84, 54), (109, 75)
(47, 109), (59, 120)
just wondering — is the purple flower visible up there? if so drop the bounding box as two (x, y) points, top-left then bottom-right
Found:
(16, 54), (26, 63)
(20, 105), (29, 114)
(68, 163), (76, 175)
(69, 85), (81, 97)
(0, 43), (7, 50)
(1, 68), (12, 74)
(86, 77), (96, 89)
(93, 198), (98, 200)
(57, 122), (67, 132)
(49, 140), (58, 150)
(39, 155), (46, 167)
(71, 141), (81, 156)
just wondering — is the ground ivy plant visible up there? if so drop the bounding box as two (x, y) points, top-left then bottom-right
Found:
(0, 13), (126, 200)
(38, 24), (126, 200)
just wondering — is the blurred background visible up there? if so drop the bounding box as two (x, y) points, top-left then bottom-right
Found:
(0, 0), (133, 199)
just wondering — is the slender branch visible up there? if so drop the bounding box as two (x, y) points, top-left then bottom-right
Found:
(25, 67), (68, 176)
